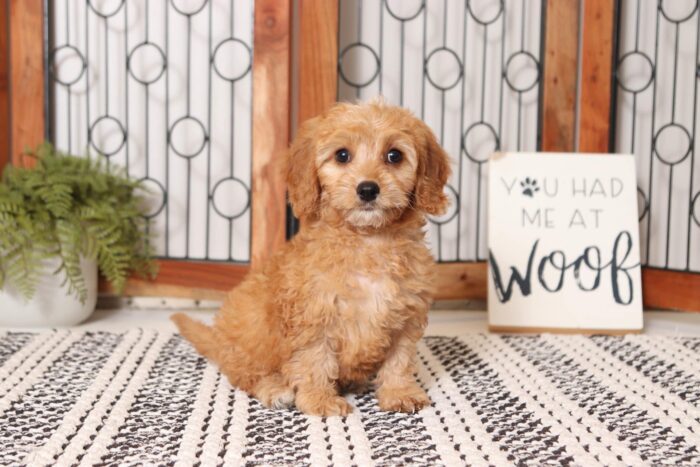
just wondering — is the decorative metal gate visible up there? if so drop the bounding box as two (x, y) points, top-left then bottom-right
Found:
(336, 0), (544, 262)
(612, 0), (700, 274)
(3, 0), (699, 307)
(46, 0), (255, 263)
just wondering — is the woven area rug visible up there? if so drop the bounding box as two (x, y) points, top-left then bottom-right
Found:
(1, 330), (699, 466)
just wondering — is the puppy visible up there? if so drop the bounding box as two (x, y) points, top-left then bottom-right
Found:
(172, 100), (451, 416)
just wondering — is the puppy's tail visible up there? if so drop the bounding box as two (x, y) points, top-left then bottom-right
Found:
(171, 313), (220, 362)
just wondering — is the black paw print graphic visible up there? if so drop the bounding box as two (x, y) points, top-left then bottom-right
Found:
(521, 177), (540, 197)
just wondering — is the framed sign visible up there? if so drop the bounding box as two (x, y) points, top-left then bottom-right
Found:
(487, 152), (643, 333)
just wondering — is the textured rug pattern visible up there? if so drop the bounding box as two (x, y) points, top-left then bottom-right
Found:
(1, 329), (699, 466)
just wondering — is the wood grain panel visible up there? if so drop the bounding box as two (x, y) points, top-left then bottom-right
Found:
(9, 0), (44, 167)
(0, 0), (9, 172)
(435, 264), (700, 312)
(578, 0), (615, 152)
(434, 262), (487, 300)
(642, 268), (700, 312)
(298, 0), (338, 123)
(101, 260), (248, 300)
(251, 0), (292, 267)
(541, 0), (579, 152)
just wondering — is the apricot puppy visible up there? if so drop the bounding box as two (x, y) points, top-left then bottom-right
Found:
(172, 100), (451, 416)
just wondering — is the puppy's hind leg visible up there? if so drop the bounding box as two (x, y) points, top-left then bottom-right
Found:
(171, 313), (221, 363)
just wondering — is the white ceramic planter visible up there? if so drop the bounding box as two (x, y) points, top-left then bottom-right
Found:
(0, 256), (98, 327)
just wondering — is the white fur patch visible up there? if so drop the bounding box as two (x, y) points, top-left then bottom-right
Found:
(351, 273), (396, 318)
(346, 209), (387, 228)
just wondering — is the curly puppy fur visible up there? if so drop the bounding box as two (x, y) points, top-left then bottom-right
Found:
(172, 100), (451, 416)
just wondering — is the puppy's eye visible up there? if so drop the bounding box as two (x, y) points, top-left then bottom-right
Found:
(386, 149), (403, 164)
(335, 149), (351, 164)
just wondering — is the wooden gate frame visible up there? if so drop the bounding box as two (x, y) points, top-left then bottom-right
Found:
(0, 0), (9, 169)
(578, 0), (700, 311)
(3, 0), (290, 300)
(3, 0), (699, 309)
(299, 0), (700, 309)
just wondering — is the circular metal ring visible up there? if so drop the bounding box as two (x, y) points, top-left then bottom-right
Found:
(428, 184), (460, 225)
(503, 51), (540, 93)
(127, 41), (167, 86)
(338, 42), (381, 88)
(89, 115), (127, 157)
(138, 177), (167, 219)
(466, 0), (504, 26)
(659, 0), (699, 24)
(87, 0), (125, 18)
(652, 123), (693, 166)
(168, 116), (209, 159)
(637, 187), (649, 221)
(212, 37), (252, 82)
(170, 0), (208, 16)
(384, 0), (425, 22)
(616, 51), (655, 94)
(49, 45), (87, 87)
(462, 121), (500, 163)
(692, 191), (700, 227)
(210, 177), (251, 220)
(425, 47), (464, 91)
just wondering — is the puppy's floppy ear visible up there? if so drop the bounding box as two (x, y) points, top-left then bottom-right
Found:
(286, 116), (321, 222)
(414, 121), (452, 215)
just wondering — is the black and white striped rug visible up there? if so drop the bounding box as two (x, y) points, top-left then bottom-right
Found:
(1, 329), (699, 466)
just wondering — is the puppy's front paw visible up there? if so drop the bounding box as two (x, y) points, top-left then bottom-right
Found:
(377, 385), (430, 413)
(257, 386), (295, 409)
(297, 392), (353, 417)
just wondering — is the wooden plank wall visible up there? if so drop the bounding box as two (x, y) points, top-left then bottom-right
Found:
(113, 261), (248, 301)
(0, 0), (9, 171)
(298, 0), (338, 122)
(251, 0), (292, 267)
(8, 0), (44, 167)
(541, 0), (579, 152)
(642, 269), (700, 312)
(578, 0), (615, 153)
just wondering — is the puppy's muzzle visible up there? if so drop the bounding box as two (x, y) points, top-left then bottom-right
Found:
(356, 181), (380, 202)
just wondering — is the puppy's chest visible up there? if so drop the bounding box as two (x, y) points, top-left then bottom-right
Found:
(311, 236), (432, 320)
(332, 247), (430, 321)
(332, 273), (401, 373)
(341, 273), (399, 317)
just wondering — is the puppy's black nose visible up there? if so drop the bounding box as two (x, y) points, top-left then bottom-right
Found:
(356, 181), (380, 202)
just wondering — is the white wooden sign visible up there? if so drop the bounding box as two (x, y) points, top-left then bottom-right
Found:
(487, 152), (643, 332)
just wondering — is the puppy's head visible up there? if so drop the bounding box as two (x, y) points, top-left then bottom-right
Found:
(286, 101), (451, 229)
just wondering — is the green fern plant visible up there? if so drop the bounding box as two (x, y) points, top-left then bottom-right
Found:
(0, 143), (157, 303)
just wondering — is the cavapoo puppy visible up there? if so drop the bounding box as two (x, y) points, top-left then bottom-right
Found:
(172, 100), (451, 416)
